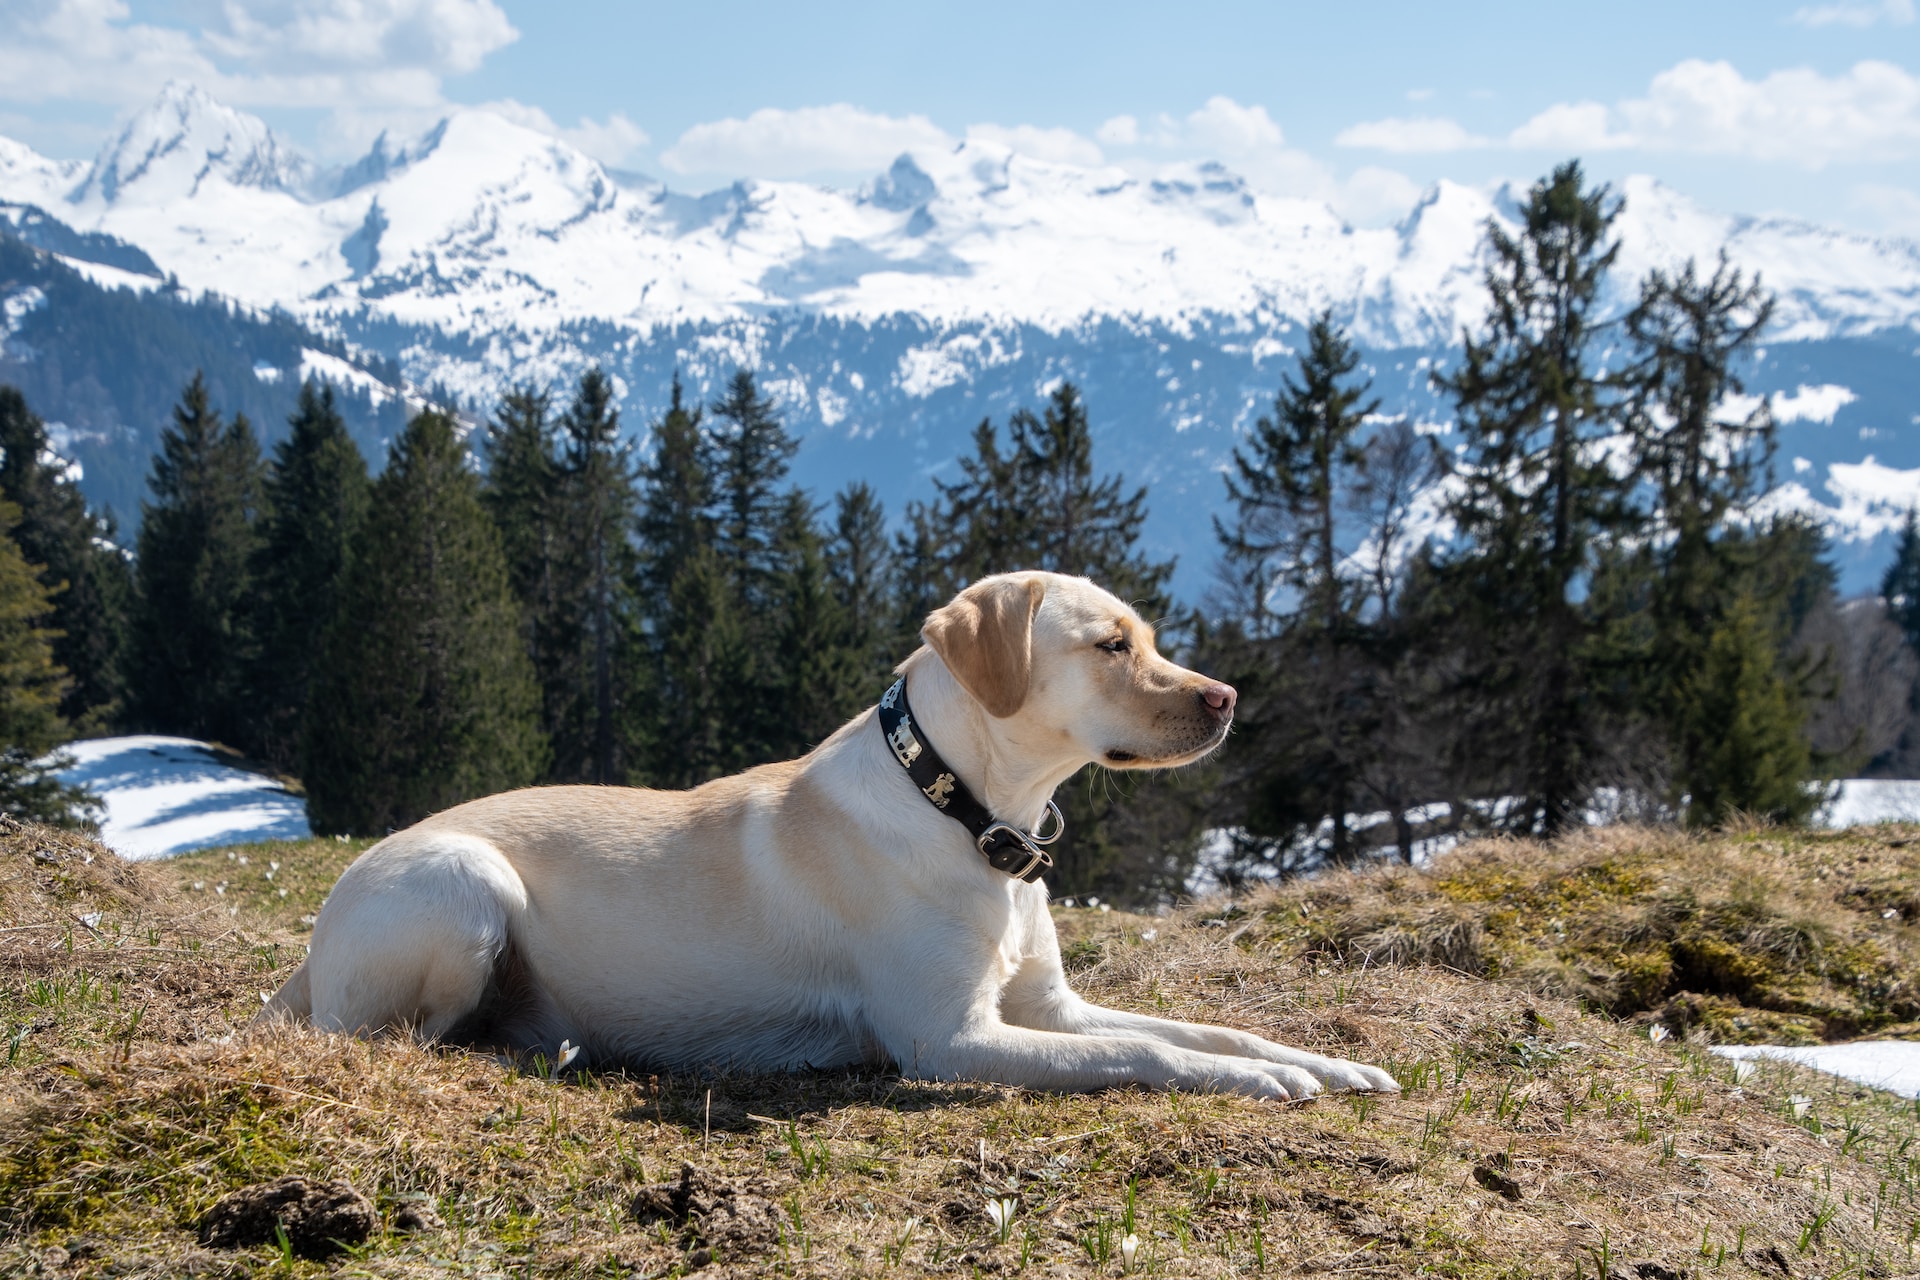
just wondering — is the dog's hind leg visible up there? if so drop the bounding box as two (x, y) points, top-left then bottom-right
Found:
(251, 961), (312, 1028)
(304, 834), (528, 1041)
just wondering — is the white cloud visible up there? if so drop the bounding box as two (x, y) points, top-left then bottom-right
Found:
(660, 104), (949, 178)
(0, 0), (518, 151)
(1510, 59), (1920, 166)
(1182, 95), (1285, 152)
(964, 122), (1102, 167)
(1096, 114), (1140, 145)
(1335, 116), (1489, 153)
(479, 98), (649, 167)
(1508, 100), (1628, 151)
(1789, 0), (1914, 26)
(195, 0), (516, 75)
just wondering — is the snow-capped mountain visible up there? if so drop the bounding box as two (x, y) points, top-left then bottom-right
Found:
(3, 83), (1919, 598)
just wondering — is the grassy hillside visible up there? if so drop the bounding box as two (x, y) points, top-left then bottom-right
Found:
(2, 818), (1917, 1278)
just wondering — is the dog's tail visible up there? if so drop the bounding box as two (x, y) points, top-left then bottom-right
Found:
(252, 960), (313, 1028)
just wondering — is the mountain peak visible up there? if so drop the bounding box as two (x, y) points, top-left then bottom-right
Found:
(77, 81), (310, 205)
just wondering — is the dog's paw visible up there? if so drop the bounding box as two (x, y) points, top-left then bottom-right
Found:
(1305, 1055), (1401, 1094)
(1204, 1060), (1319, 1102)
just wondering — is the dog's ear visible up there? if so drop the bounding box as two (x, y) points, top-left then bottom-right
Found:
(922, 575), (1046, 718)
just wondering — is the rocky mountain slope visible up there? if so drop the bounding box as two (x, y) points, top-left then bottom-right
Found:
(3, 82), (1917, 595)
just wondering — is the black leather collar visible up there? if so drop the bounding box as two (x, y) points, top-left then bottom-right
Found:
(877, 676), (1063, 883)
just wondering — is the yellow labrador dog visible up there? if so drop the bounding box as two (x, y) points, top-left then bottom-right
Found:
(260, 571), (1397, 1101)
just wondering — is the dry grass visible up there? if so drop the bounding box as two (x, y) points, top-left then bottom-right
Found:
(2, 818), (1918, 1278)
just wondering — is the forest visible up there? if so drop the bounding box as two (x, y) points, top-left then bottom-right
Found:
(2, 162), (1916, 905)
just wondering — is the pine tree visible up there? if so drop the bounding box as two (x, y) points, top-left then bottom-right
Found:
(770, 491), (861, 755)
(481, 384), (563, 704)
(828, 482), (898, 691)
(0, 386), (130, 732)
(1434, 162), (1626, 835)
(546, 368), (641, 784)
(303, 409), (546, 835)
(1884, 509), (1920, 656)
(1676, 594), (1820, 827)
(710, 370), (800, 600)
(0, 501), (95, 826)
(248, 380), (370, 768)
(1621, 256), (1798, 812)
(1216, 313), (1386, 863)
(131, 373), (265, 745)
(632, 376), (721, 785)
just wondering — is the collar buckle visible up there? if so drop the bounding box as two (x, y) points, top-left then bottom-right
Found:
(978, 824), (1056, 883)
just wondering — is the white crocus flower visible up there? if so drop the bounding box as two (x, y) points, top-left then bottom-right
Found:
(1647, 1024), (1669, 1044)
(555, 1040), (581, 1072)
(986, 1196), (1017, 1242)
(1121, 1232), (1140, 1271)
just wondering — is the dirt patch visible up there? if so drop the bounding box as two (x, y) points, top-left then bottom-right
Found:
(630, 1162), (790, 1268)
(198, 1175), (377, 1258)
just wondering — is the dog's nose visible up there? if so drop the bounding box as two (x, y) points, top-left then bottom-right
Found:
(1200, 681), (1237, 720)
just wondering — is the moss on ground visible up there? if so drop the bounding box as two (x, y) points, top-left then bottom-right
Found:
(1, 819), (1917, 1277)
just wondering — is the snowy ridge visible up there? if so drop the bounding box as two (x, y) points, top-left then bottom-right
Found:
(3, 86), (1918, 349)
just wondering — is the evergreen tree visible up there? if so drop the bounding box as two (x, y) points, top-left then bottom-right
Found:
(633, 376), (712, 606)
(481, 384), (563, 705)
(249, 380), (370, 768)
(303, 409), (545, 834)
(1621, 256), (1801, 812)
(648, 546), (753, 788)
(1434, 162), (1626, 835)
(942, 384), (1172, 610)
(131, 373), (265, 745)
(770, 491), (862, 755)
(1217, 314), (1381, 862)
(710, 370), (800, 599)
(1676, 594), (1821, 826)
(892, 498), (958, 652)
(0, 386), (130, 732)
(0, 501), (95, 826)
(1884, 509), (1920, 656)
(828, 482), (899, 691)
(546, 368), (641, 785)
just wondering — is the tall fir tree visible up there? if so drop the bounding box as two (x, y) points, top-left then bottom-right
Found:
(303, 409), (546, 834)
(769, 490), (862, 755)
(1884, 509), (1920, 656)
(1620, 256), (1809, 816)
(248, 380), (370, 769)
(0, 501), (95, 826)
(0, 386), (130, 732)
(1216, 314), (1386, 863)
(1433, 162), (1626, 835)
(481, 384), (564, 715)
(828, 482), (898, 690)
(131, 373), (265, 745)
(632, 376), (729, 786)
(546, 368), (642, 784)
(710, 369), (801, 600)
(1675, 594), (1821, 826)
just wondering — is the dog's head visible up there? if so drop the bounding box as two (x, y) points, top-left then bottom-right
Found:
(919, 571), (1235, 770)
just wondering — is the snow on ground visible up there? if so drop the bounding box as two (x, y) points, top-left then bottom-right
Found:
(1825, 779), (1920, 826)
(55, 736), (309, 860)
(1712, 1043), (1920, 1099)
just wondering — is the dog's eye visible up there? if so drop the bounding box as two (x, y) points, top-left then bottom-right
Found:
(1096, 637), (1130, 654)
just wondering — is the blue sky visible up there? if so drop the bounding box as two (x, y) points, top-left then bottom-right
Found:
(3, 0), (1918, 233)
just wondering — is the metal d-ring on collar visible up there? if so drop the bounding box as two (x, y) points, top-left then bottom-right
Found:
(876, 676), (1064, 884)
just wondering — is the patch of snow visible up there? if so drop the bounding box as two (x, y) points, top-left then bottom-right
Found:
(1723, 383), (1857, 426)
(1712, 1043), (1920, 1099)
(54, 735), (309, 860)
(54, 256), (163, 293)
(252, 360), (282, 383)
(1, 284), (45, 338)
(1823, 779), (1920, 826)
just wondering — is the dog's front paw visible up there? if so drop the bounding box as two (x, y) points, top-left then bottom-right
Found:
(1203, 1059), (1321, 1102)
(1306, 1055), (1400, 1094)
